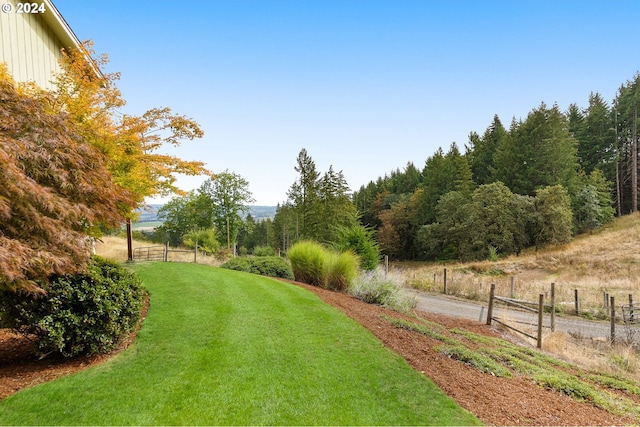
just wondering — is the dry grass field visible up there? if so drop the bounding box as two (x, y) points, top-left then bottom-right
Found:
(94, 236), (225, 267)
(389, 214), (640, 383)
(395, 213), (640, 316)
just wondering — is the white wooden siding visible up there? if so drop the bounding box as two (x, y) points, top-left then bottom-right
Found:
(0, 0), (65, 90)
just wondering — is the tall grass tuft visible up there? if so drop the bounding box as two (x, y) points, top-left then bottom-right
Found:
(287, 240), (329, 287)
(324, 251), (360, 291)
(288, 241), (360, 290)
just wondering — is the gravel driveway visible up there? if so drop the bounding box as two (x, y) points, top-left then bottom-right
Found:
(407, 289), (638, 342)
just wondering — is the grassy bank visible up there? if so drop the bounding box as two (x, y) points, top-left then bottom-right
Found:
(0, 263), (479, 425)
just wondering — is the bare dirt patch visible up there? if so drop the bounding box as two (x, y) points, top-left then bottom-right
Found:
(0, 284), (635, 426)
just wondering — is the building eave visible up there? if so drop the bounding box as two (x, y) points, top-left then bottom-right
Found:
(43, 0), (103, 79)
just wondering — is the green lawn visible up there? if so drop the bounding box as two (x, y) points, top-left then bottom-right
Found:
(0, 263), (480, 426)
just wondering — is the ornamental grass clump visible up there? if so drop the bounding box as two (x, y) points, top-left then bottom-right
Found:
(287, 241), (360, 290)
(287, 241), (327, 287)
(324, 250), (360, 291)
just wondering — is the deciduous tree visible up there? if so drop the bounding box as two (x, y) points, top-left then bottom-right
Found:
(199, 171), (255, 250)
(50, 41), (210, 204)
(0, 66), (133, 292)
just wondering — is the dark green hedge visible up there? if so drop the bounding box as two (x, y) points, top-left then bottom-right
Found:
(221, 256), (294, 280)
(0, 256), (147, 357)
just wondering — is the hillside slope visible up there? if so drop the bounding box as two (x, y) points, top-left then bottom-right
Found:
(398, 213), (640, 310)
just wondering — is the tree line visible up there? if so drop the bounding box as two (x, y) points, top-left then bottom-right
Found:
(352, 73), (640, 261)
(154, 72), (640, 263)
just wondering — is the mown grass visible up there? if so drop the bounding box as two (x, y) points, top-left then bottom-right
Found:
(0, 263), (479, 426)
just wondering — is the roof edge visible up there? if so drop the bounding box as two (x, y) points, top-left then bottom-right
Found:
(43, 0), (82, 50)
(43, 0), (103, 80)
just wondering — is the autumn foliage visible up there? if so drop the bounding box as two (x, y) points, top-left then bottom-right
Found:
(0, 41), (210, 293)
(51, 42), (210, 202)
(0, 65), (133, 292)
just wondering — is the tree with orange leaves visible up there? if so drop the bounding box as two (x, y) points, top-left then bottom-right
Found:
(1, 41), (211, 292)
(0, 65), (133, 292)
(49, 41), (211, 203)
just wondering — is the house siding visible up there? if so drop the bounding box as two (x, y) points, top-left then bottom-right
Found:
(0, 0), (67, 90)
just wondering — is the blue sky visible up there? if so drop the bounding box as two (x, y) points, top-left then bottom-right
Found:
(54, 0), (640, 205)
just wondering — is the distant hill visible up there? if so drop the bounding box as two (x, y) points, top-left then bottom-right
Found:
(134, 204), (277, 224)
(247, 206), (277, 221)
(136, 204), (164, 222)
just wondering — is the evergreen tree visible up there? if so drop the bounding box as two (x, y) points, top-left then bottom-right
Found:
(493, 103), (579, 196)
(468, 114), (507, 185)
(287, 148), (320, 239)
(614, 73), (640, 213)
(315, 166), (358, 243)
(273, 203), (296, 252)
(579, 93), (616, 177)
(412, 143), (474, 226)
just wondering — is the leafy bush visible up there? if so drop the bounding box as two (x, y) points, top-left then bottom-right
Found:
(253, 245), (276, 256)
(0, 256), (146, 357)
(221, 257), (252, 272)
(333, 225), (380, 270)
(221, 256), (294, 279)
(287, 241), (328, 287)
(251, 257), (294, 279)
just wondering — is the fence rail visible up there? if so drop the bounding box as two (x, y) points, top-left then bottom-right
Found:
(132, 242), (200, 263)
(133, 245), (166, 262)
(486, 283), (554, 349)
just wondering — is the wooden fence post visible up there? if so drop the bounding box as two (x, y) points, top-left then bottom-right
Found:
(604, 292), (609, 311)
(574, 289), (579, 315)
(443, 268), (447, 295)
(610, 296), (616, 345)
(164, 241), (169, 262)
(537, 293), (544, 349)
(550, 283), (556, 332)
(194, 240), (198, 263)
(510, 276), (515, 299)
(126, 218), (134, 263)
(384, 255), (389, 276)
(486, 283), (496, 325)
(630, 294), (635, 323)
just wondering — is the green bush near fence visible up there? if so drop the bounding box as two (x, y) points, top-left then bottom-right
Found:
(221, 256), (294, 279)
